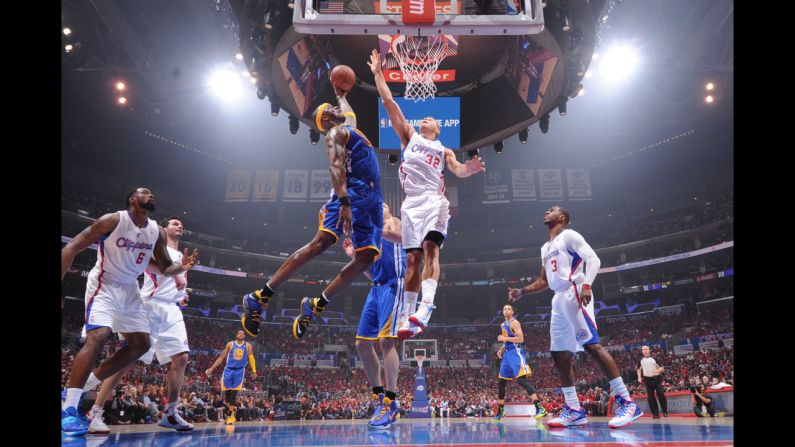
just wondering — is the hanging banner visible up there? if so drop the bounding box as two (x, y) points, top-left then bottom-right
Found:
(252, 170), (279, 202)
(483, 169), (510, 204)
(566, 168), (593, 201)
(538, 169), (563, 201)
(309, 170), (333, 202)
(282, 170), (309, 202)
(511, 169), (537, 201)
(225, 170), (252, 202)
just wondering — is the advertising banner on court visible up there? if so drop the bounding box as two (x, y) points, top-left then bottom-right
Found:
(282, 170), (309, 202)
(378, 97), (461, 148)
(566, 169), (593, 200)
(538, 169), (563, 201)
(511, 169), (537, 201)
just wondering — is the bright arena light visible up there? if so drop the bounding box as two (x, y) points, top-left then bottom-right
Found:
(706, 82), (714, 91)
(208, 68), (243, 101)
(235, 53), (243, 60)
(705, 95), (714, 104)
(601, 45), (639, 82)
(63, 27), (72, 36)
(585, 70), (593, 79)
(116, 81), (126, 91)
(65, 44), (73, 53)
(118, 97), (127, 105)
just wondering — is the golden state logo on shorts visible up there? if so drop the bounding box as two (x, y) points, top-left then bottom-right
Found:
(233, 348), (244, 360)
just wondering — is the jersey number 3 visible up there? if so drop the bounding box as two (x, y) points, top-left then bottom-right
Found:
(550, 259), (557, 272)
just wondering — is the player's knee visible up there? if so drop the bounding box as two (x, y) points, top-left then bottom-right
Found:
(172, 352), (189, 369)
(379, 338), (395, 352)
(355, 339), (374, 352)
(406, 250), (422, 268)
(355, 249), (377, 264)
(128, 337), (151, 356)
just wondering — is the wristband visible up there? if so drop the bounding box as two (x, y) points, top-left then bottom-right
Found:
(339, 196), (351, 206)
(581, 284), (591, 291)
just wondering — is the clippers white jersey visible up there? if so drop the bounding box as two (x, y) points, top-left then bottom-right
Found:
(400, 132), (446, 196)
(541, 229), (589, 293)
(141, 246), (185, 303)
(90, 210), (159, 285)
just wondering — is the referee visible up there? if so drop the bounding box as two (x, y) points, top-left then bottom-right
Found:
(637, 345), (668, 418)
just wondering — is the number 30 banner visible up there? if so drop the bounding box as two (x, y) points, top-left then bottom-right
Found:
(225, 170), (253, 202)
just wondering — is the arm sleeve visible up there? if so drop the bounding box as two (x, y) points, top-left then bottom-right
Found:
(565, 230), (601, 286)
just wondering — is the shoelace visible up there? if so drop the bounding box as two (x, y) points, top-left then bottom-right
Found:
(616, 401), (632, 417)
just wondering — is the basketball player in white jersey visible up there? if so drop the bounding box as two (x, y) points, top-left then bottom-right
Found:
(368, 49), (485, 338)
(84, 216), (194, 433)
(507, 206), (643, 428)
(60, 188), (198, 436)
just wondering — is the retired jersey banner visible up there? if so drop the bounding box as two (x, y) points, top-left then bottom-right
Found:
(282, 170), (309, 202)
(309, 170), (333, 202)
(538, 169), (563, 201)
(225, 170), (252, 202)
(566, 168), (593, 201)
(482, 169), (510, 204)
(511, 169), (537, 201)
(252, 170), (279, 202)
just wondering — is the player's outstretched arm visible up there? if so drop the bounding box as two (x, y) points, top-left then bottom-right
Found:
(153, 226), (198, 276)
(61, 212), (120, 280)
(444, 148), (486, 178)
(206, 342), (232, 375)
(335, 92), (357, 128)
(368, 49), (414, 147)
(508, 266), (548, 301)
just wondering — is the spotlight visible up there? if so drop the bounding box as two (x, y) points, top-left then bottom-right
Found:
(388, 154), (399, 165)
(705, 95), (714, 104)
(493, 141), (504, 154)
(289, 115), (299, 134)
(116, 81), (126, 91)
(63, 27), (72, 36)
(117, 97), (127, 105)
(539, 114), (550, 134)
(562, 14), (571, 32)
(602, 45), (638, 81)
(569, 83), (583, 99)
(310, 129), (320, 145)
(208, 68), (243, 102)
(235, 52), (244, 60)
(518, 128), (528, 144)
(706, 82), (714, 91)
(64, 44), (73, 53)
(558, 97), (568, 116)
(270, 100), (280, 116)
(467, 149), (480, 159)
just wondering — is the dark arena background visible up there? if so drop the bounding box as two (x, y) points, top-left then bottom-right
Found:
(61, 0), (733, 445)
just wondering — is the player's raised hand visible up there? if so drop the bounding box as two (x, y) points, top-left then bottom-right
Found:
(466, 156), (486, 174)
(178, 293), (190, 307)
(508, 288), (523, 302)
(367, 49), (382, 76)
(343, 238), (355, 258)
(182, 248), (199, 271)
(337, 205), (353, 236)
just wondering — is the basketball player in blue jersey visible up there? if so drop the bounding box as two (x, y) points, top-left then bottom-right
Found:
(60, 188), (198, 436)
(508, 206), (642, 428)
(492, 304), (547, 421)
(344, 203), (405, 429)
(206, 330), (257, 425)
(242, 88), (383, 340)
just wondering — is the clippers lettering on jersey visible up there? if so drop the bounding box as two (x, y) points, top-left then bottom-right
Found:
(410, 143), (443, 156)
(542, 249), (560, 265)
(115, 237), (154, 252)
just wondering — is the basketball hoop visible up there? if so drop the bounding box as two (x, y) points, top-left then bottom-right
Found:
(415, 353), (425, 372)
(390, 34), (450, 102)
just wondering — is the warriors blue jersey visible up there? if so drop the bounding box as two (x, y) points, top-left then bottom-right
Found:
(370, 238), (406, 285)
(499, 318), (532, 380)
(225, 341), (248, 370)
(338, 125), (380, 189)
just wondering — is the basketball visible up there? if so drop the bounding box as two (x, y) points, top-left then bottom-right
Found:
(330, 65), (356, 93)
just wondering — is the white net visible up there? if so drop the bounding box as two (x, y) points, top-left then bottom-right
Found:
(392, 35), (449, 102)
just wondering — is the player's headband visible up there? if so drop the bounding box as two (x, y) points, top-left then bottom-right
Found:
(315, 102), (331, 131)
